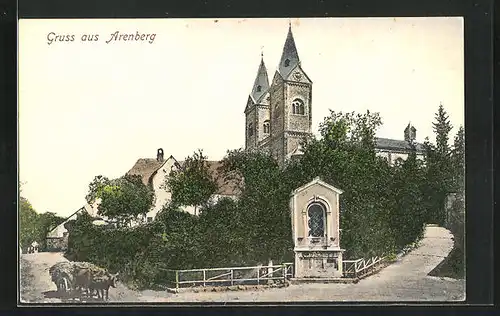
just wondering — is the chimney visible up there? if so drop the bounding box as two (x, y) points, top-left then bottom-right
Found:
(404, 122), (417, 142)
(157, 148), (164, 162)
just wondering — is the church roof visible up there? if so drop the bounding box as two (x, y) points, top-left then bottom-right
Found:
(375, 137), (425, 153)
(278, 25), (301, 79)
(250, 56), (270, 103)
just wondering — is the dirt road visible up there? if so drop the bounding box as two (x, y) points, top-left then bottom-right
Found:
(20, 226), (465, 304)
(20, 252), (147, 303)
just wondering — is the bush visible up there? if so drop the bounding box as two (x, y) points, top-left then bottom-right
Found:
(66, 110), (460, 287)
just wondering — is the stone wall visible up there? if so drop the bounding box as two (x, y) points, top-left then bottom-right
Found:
(285, 82), (312, 132)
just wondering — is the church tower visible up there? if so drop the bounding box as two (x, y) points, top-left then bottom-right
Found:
(244, 54), (271, 150)
(268, 24), (313, 166)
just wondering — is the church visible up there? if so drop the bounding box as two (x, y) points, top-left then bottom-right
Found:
(244, 24), (424, 166)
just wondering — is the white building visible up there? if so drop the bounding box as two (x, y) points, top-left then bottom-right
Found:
(126, 149), (240, 220)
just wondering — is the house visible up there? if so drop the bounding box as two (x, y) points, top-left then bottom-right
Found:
(244, 24), (425, 166)
(126, 149), (241, 220)
(45, 202), (101, 251)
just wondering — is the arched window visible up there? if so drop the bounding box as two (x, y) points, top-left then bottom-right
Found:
(256, 85), (262, 92)
(307, 202), (326, 238)
(292, 99), (305, 115)
(248, 122), (254, 136)
(284, 59), (290, 67)
(263, 120), (270, 134)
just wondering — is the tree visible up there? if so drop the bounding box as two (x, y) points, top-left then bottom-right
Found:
(422, 104), (455, 225)
(19, 191), (65, 250)
(165, 150), (217, 215)
(88, 174), (155, 226)
(19, 196), (39, 248)
(197, 198), (247, 267)
(390, 137), (427, 248)
(36, 211), (65, 250)
(85, 175), (111, 204)
(451, 125), (465, 192)
(221, 149), (293, 265)
(433, 103), (453, 156)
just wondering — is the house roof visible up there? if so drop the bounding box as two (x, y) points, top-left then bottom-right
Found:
(375, 137), (425, 153)
(126, 158), (167, 186)
(205, 160), (242, 196)
(46, 205), (89, 234)
(174, 160), (242, 196)
(126, 154), (242, 197)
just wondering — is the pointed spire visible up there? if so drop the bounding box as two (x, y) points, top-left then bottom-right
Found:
(278, 24), (300, 78)
(250, 54), (270, 103)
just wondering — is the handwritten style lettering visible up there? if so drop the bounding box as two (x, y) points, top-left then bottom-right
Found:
(105, 31), (156, 44)
(47, 32), (75, 45)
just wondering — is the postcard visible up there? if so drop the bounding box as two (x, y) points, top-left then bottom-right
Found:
(18, 17), (465, 304)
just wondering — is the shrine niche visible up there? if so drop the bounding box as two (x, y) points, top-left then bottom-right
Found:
(290, 177), (345, 279)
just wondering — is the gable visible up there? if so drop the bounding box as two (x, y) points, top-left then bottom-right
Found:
(292, 177), (343, 196)
(150, 156), (180, 188)
(244, 95), (256, 114)
(255, 91), (270, 105)
(271, 71), (284, 87)
(284, 64), (312, 84)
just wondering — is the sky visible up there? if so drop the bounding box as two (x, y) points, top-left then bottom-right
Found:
(18, 17), (464, 217)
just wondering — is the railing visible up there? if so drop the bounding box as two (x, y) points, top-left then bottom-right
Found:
(342, 256), (384, 278)
(161, 263), (294, 290)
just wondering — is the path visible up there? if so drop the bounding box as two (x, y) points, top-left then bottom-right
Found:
(20, 252), (145, 303)
(145, 226), (465, 302)
(19, 226), (465, 303)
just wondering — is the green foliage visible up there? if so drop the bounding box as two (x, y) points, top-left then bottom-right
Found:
(390, 145), (427, 249)
(85, 175), (111, 204)
(87, 174), (155, 226)
(451, 126), (465, 192)
(433, 103), (453, 155)
(19, 197), (39, 248)
(165, 149), (218, 213)
(197, 198), (249, 267)
(19, 195), (65, 250)
(421, 104), (456, 225)
(220, 149), (293, 264)
(66, 107), (463, 287)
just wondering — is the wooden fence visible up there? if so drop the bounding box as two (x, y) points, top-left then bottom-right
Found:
(161, 263), (294, 290)
(342, 256), (385, 278)
(160, 256), (385, 290)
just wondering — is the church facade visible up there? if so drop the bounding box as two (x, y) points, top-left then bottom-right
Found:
(244, 25), (424, 166)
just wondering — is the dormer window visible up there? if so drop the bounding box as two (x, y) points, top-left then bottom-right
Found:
(292, 98), (305, 115)
(263, 120), (270, 134)
(256, 85), (262, 92)
(284, 59), (290, 67)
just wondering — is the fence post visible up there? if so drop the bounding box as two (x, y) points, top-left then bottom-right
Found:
(203, 269), (206, 287)
(257, 268), (260, 285)
(282, 264), (286, 282)
(230, 269), (234, 286)
(175, 270), (179, 290)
